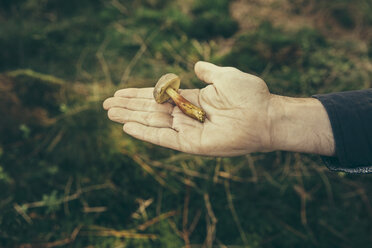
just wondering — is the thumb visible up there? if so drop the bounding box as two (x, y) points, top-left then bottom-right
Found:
(194, 61), (222, 84)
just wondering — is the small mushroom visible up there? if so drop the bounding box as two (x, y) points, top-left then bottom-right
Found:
(154, 73), (206, 123)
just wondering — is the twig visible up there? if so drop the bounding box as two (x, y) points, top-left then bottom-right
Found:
(203, 194), (217, 225)
(132, 198), (153, 219)
(342, 180), (372, 218)
(174, 174), (200, 192)
(14, 204), (32, 224)
(64, 176), (73, 216)
(165, 188), (201, 248)
(83, 206), (107, 213)
(218, 171), (255, 183)
(82, 199), (107, 213)
(17, 183), (111, 210)
(46, 129), (64, 152)
(84, 226), (157, 240)
(313, 164), (334, 205)
(224, 180), (249, 246)
(156, 188), (162, 216)
(275, 219), (307, 240)
(137, 210), (178, 231)
(96, 37), (113, 85)
(110, 0), (128, 14)
(19, 225), (82, 248)
(246, 155), (258, 183)
(161, 153), (214, 164)
(260, 62), (272, 78)
(75, 47), (93, 80)
(151, 160), (209, 180)
(318, 220), (349, 242)
(188, 209), (202, 236)
(162, 41), (194, 70)
(130, 154), (169, 189)
(45, 225), (81, 248)
(168, 219), (183, 238)
(153, 158), (254, 183)
(213, 158), (221, 184)
(119, 28), (161, 85)
(262, 171), (282, 189)
(120, 36), (147, 85)
(293, 185), (311, 226)
(183, 186), (191, 248)
(216, 239), (229, 248)
(204, 193), (217, 248)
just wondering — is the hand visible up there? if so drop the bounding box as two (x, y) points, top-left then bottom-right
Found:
(103, 61), (273, 156)
(103, 61), (335, 157)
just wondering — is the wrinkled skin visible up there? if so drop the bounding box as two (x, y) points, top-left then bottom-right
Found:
(103, 61), (273, 156)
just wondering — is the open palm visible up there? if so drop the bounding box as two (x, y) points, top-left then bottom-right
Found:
(103, 61), (273, 156)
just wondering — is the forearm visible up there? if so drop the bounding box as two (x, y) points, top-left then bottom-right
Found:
(268, 94), (335, 156)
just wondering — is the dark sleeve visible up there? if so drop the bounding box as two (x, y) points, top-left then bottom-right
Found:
(313, 89), (372, 174)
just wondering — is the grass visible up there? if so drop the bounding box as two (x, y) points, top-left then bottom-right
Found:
(0, 0), (371, 247)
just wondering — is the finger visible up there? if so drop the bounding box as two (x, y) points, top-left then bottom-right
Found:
(194, 61), (222, 84)
(123, 122), (180, 150)
(107, 108), (172, 128)
(114, 88), (154, 99)
(103, 97), (173, 113)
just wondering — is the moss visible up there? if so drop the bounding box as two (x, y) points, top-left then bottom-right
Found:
(222, 21), (368, 96)
(189, 0), (238, 40)
(1, 1), (372, 247)
(331, 7), (356, 29)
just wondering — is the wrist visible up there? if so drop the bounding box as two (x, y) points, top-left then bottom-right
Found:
(268, 94), (335, 156)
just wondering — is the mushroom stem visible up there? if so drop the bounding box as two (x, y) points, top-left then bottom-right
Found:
(165, 87), (206, 123)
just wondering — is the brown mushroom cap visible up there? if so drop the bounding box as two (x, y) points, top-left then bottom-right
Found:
(153, 73), (180, 103)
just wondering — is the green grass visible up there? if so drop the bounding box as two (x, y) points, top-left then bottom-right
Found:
(0, 0), (371, 247)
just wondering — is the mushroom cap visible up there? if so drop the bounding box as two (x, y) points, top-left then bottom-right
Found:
(153, 73), (180, 103)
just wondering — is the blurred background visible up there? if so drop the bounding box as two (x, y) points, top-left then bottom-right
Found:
(0, 0), (371, 247)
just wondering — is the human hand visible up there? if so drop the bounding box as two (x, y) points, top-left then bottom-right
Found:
(103, 61), (335, 157)
(103, 61), (274, 156)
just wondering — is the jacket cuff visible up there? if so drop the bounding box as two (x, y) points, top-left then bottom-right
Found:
(313, 89), (372, 174)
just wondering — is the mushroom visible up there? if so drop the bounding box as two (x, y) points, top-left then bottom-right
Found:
(153, 73), (206, 123)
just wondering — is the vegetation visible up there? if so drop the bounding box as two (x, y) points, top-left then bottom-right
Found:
(0, 0), (371, 247)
